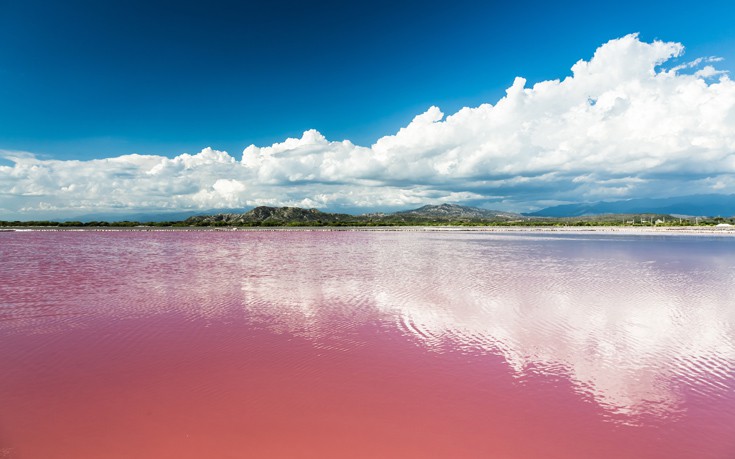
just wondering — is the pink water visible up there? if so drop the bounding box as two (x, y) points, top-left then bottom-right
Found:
(1, 230), (734, 459)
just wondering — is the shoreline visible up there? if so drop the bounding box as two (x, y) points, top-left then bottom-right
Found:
(3, 225), (735, 236)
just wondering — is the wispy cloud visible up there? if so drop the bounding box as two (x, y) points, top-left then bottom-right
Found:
(2, 34), (734, 218)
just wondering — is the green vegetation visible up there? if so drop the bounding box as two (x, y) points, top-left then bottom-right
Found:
(2, 205), (733, 228)
(1, 215), (733, 228)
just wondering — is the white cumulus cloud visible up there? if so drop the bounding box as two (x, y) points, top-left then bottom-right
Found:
(1, 33), (734, 218)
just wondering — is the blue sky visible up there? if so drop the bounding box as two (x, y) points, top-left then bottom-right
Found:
(2, 0), (734, 159)
(1, 0), (735, 217)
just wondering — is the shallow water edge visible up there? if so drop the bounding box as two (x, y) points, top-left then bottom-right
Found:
(3, 225), (735, 236)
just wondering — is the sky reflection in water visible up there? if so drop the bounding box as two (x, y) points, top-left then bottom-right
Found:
(1, 231), (734, 458)
(234, 232), (735, 421)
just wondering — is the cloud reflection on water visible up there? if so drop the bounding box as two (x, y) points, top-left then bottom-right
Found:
(2, 231), (734, 423)
(233, 233), (735, 420)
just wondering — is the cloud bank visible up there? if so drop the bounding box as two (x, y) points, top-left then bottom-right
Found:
(2, 34), (734, 218)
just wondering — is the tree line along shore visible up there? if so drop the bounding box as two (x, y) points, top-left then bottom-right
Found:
(1, 216), (733, 228)
(2, 204), (733, 228)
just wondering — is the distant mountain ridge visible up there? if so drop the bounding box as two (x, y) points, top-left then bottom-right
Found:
(23, 193), (735, 223)
(60, 195), (735, 224)
(10, 202), (728, 226)
(187, 204), (525, 225)
(188, 206), (354, 225)
(391, 204), (524, 220)
(528, 194), (735, 217)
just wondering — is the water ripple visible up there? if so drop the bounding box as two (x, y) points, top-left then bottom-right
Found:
(2, 230), (734, 432)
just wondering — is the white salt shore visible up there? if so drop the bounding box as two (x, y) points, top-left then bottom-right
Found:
(5, 225), (735, 236)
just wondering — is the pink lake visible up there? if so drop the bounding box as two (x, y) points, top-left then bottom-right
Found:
(1, 230), (734, 458)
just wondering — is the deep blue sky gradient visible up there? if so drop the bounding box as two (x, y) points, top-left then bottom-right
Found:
(1, 0), (734, 160)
